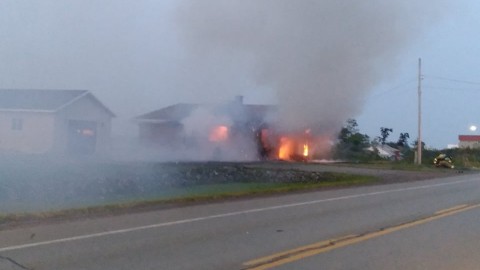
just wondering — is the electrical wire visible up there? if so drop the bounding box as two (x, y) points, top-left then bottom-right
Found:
(424, 75), (480, 85)
(366, 78), (416, 100)
(423, 85), (480, 91)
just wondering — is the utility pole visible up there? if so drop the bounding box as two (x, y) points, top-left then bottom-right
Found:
(417, 58), (422, 165)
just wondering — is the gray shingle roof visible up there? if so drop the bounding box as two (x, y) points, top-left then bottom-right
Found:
(136, 103), (199, 122)
(136, 103), (276, 123)
(0, 89), (116, 117)
(0, 89), (89, 111)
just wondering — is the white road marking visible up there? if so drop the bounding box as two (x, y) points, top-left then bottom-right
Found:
(0, 177), (477, 253)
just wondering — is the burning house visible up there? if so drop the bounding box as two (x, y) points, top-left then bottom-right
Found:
(136, 96), (273, 160)
(136, 96), (332, 161)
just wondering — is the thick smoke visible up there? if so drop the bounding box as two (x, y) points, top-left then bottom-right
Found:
(176, 0), (448, 134)
(181, 107), (258, 161)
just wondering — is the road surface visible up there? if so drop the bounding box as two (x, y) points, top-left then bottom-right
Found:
(0, 173), (479, 269)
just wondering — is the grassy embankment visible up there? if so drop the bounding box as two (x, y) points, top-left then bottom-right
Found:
(0, 160), (377, 225)
(0, 176), (375, 223)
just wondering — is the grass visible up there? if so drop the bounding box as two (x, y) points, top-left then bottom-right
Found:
(163, 175), (377, 198)
(332, 160), (446, 171)
(0, 174), (377, 227)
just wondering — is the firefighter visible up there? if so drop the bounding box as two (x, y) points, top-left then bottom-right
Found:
(433, 153), (454, 169)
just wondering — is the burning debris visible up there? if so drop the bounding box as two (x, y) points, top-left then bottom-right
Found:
(257, 126), (333, 162)
(277, 130), (311, 161)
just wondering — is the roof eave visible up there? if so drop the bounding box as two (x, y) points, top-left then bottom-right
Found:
(135, 118), (176, 124)
(0, 109), (55, 113)
(55, 91), (116, 117)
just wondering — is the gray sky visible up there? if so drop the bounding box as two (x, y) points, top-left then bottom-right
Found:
(356, 1), (480, 149)
(1, 0), (479, 148)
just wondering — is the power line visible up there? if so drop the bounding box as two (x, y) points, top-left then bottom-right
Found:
(367, 78), (416, 99)
(424, 75), (480, 85)
(423, 85), (480, 92)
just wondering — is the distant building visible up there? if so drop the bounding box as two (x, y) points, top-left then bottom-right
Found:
(366, 144), (401, 160)
(0, 89), (114, 155)
(447, 144), (459, 149)
(458, 135), (480, 149)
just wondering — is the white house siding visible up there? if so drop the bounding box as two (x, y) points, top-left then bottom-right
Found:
(459, 141), (480, 149)
(0, 111), (55, 153)
(55, 94), (112, 155)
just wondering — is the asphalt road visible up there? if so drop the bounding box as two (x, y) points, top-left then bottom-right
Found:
(0, 173), (479, 270)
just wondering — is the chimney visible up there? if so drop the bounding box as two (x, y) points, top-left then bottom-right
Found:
(234, 95), (244, 105)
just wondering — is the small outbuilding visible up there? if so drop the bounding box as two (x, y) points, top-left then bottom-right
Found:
(0, 89), (114, 155)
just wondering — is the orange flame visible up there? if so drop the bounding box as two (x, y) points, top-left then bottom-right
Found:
(209, 125), (229, 142)
(303, 143), (309, 157)
(277, 129), (313, 160)
(278, 137), (295, 160)
(269, 129), (334, 161)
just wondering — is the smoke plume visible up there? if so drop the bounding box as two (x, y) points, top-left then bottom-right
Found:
(176, 0), (448, 134)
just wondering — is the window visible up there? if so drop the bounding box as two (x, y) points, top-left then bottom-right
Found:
(11, 118), (23, 130)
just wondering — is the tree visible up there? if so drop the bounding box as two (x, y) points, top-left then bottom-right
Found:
(397, 132), (410, 147)
(378, 127), (393, 145)
(338, 119), (368, 148)
(338, 118), (359, 143)
(412, 139), (425, 150)
(334, 119), (372, 160)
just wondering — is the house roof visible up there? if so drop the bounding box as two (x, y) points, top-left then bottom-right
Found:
(244, 104), (277, 120)
(135, 102), (276, 123)
(459, 135), (480, 142)
(136, 103), (199, 122)
(367, 145), (400, 159)
(0, 89), (115, 116)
